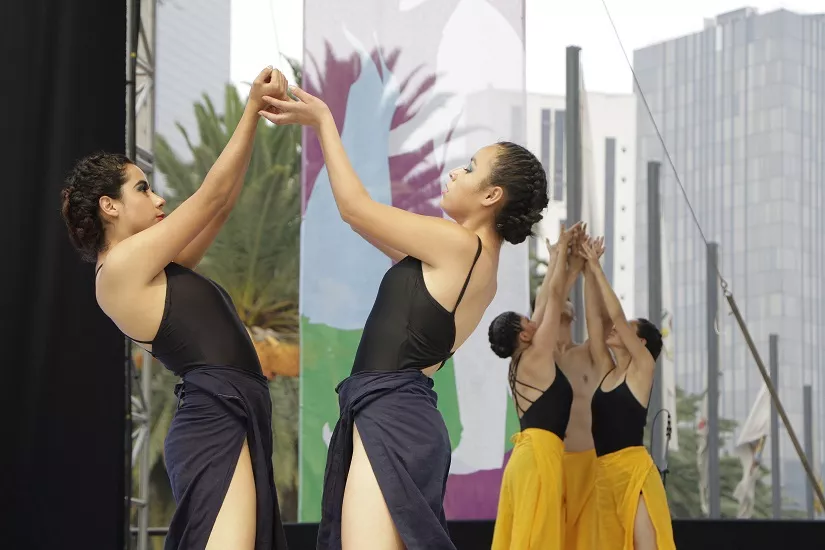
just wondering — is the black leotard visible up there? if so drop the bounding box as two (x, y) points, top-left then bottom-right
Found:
(510, 357), (573, 440)
(97, 262), (263, 377)
(351, 237), (482, 374)
(591, 369), (648, 457)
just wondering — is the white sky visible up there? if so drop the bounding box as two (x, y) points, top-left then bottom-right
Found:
(231, 0), (821, 96)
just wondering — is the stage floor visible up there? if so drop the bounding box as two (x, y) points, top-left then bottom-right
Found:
(281, 518), (825, 549)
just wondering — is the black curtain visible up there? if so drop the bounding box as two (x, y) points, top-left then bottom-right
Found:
(1, 2), (127, 548)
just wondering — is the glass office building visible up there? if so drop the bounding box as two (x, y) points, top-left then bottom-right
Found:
(633, 8), (825, 510)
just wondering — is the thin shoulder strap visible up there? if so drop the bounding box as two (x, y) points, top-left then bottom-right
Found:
(597, 367), (615, 390)
(451, 236), (483, 313)
(95, 264), (104, 277)
(509, 354), (542, 415)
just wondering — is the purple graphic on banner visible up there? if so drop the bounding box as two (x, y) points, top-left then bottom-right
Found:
(302, 46), (455, 217)
(444, 451), (512, 519)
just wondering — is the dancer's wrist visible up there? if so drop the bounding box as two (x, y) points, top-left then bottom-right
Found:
(314, 108), (335, 132)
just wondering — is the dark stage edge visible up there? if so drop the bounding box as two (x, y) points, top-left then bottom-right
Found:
(283, 519), (825, 549)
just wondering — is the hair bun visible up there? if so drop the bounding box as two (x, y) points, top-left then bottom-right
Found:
(490, 142), (549, 245)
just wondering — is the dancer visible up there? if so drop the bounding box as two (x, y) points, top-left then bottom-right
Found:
(579, 238), (676, 550)
(487, 224), (581, 550)
(556, 237), (613, 550)
(259, 89), (548, 550)
(60, 67), (290, 550)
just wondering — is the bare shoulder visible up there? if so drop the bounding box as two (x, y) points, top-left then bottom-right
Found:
(96, 261), (168, 342)
(96, 243), (165, 312)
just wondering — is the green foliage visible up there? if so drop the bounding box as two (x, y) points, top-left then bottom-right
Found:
(657, 388), (773, 518)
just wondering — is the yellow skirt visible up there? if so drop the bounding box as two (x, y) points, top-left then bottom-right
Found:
(594, 446), (676, 550)
(563, 449), (598, 550)
(492, 428), (565, 550)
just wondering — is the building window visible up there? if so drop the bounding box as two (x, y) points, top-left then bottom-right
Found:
(540, 108), (551, 181)
(554, 110), (565, 201)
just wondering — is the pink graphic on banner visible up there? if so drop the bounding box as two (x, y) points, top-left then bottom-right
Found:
(443, 451), (512, 520)
(302, 45), (453, 217)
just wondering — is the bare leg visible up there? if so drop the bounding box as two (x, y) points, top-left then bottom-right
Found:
(205, 438), (257, 550)
(341, 424), (405, 550)
(633, 494), (657, 550)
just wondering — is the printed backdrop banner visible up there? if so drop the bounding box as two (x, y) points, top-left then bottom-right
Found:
(299, 0), (527, 521)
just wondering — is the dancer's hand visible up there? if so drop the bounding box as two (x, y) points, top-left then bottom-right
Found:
(258, 86), (332, 130)
(568, 223), (587, 270)
(545, 237), (557, 258)
(580, 236), (605, 264)
(556, 222), (582, 254)
(248, 66), (289, 112)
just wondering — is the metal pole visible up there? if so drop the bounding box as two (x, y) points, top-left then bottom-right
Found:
(126, 0), (139, 159)
(565, 45), (584, 343)
(706, 242), (720, 518)
(124, 0), (139, 546)
(804, 384), (814, 519)
(770, 334), (781, 519)
(647, 161), (663, 468)
(603, 138), (616, 285)
(137, 350), (151, 550)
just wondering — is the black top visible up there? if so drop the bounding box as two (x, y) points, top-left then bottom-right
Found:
(351, 237), (482, 374)
(590, 369), (648, 457)
(509, 358), (573, 440)
(97, 262), (263, 378)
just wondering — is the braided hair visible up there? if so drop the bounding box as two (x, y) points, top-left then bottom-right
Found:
(488, 311), (524, 358)
(60, 152), (133, 263)
(490, 142), (549, 244)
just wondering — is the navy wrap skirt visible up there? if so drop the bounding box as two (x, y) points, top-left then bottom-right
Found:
(317, 369), (455, 550)
(163, 366), (287, 550)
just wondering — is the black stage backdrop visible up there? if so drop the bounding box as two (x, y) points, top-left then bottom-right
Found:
(1, 2), (127, 548)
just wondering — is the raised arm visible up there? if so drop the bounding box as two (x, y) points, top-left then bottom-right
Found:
(173, 125), (291, 267)
(562, 227), (586, 297)
(582, 240), (654, 371)
(580, 237), (613, 371)
(534, 222), (583, 321)
(259, 88), (478, 268)
(351, 225), (406, 262)
(531, 225), (577, 353)
(100, 67), (284, 290)
(531, 238), (559, 322)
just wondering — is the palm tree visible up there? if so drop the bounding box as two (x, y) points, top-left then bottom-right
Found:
(142, 82), (303, 531)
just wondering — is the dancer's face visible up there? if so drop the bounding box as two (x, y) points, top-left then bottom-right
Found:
(98, 163), (166, 236)
(518, 315), (537, 344)
(440, 145), (504, 222)
(606, 320), (642, 349)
